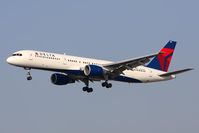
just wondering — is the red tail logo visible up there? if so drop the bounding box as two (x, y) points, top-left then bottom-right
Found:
(147, 41), (176, 72)
(158, 48), (174, 72)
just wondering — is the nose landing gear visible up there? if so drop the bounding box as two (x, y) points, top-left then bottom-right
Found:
(25, 68), (32, 81)
(27, 71), (32, 80)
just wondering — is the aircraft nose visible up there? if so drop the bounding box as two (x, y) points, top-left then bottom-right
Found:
(6, 57), (13, 64)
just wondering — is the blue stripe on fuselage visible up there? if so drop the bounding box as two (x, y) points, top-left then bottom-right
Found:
(29, 67), (142, 83)
(64, 70), (142, 83)
(114, 76), (142, 83)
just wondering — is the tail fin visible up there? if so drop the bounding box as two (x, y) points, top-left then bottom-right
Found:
(147, 41), (177, 72)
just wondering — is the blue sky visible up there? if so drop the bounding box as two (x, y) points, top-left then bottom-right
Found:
(0, 0), (198, 133)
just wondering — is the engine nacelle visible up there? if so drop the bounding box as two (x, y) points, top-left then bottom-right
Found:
(51, 73), (75, 85)
(84, 65), (105, 77)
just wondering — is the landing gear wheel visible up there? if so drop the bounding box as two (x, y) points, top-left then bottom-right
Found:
(106, 83), (112, 88)
(82, 87), (87, 92)
(27, 76), (32, 81)
(82, 87), (93, 93)
(102, 82), (107, 87)
(102, 82), (112, 88)
(87, 88), (93, 93)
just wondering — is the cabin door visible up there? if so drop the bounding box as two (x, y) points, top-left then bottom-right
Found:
(29, 53), (33, 61)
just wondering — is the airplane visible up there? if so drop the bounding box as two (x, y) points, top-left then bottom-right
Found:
(6, 41), (193, 93)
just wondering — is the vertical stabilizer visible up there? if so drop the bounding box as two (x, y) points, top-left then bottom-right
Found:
(147, 41), (176, 72)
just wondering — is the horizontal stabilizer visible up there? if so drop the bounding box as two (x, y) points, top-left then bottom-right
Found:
(159, 68), (193, 77)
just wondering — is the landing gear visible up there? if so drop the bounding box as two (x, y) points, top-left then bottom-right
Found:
(82, 87), (93, 93)
(82, 79), (93, 93)
(25, 68), (32, 81)
(27, 75), (32, 80)
(102, 81), (112, 88)
(102, 75), (112, 88)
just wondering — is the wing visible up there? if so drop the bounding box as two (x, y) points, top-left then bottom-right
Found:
(103, 53), (159, 74)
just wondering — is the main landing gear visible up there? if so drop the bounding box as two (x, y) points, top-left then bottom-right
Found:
(102, 81), (112, 88)
(82, 78), (113, 93)
(82, 79), (93, 93)
(102, 75), (112, 88)
(82, 87), (93, 93)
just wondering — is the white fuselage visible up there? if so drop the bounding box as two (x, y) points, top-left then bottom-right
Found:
(7, 50), (174, 83)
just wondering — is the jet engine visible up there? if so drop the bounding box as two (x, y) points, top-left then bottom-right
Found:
(51, 73), (75, 85)
(84, 65), (106, 77)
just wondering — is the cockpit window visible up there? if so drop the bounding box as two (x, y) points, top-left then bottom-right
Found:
(12, 53), (22, 56)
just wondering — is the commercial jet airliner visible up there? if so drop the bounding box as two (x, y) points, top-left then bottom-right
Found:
(7, 41), (193, 93)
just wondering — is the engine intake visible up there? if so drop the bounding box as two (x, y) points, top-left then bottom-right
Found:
(51, 73), (75, 85)
(84, 65), (105, 77)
